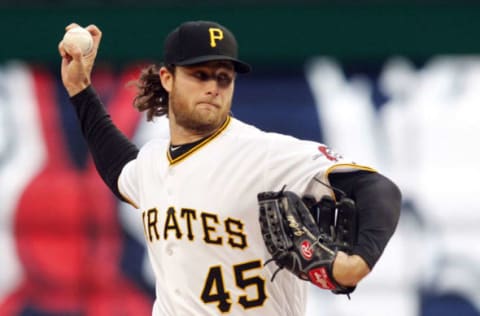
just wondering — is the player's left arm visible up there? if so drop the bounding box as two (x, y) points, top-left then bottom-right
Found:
(329, 170), (402, 287)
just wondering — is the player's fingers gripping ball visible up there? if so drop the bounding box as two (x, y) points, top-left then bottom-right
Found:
(257, 188), (356, 296)
(62, 26), (93, 55)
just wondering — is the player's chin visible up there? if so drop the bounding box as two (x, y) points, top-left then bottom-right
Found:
(188, 111), (220, 129)
(195, 105), (225, 121)
(196, 102), (221, 112)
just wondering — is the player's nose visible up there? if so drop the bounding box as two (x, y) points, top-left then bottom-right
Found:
(203, 77), (221, 96)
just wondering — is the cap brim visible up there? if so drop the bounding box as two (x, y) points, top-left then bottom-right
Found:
(174, 55), (251, 74)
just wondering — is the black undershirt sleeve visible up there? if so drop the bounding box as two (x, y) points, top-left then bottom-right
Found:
(329, 171), (402, 269)
(69, 86), (139, 201)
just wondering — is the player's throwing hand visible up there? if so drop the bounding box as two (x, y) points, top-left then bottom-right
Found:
(58, 23), (102, 96)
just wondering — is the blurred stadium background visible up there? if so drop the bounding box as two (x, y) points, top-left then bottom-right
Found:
(1, 1), (480, 315)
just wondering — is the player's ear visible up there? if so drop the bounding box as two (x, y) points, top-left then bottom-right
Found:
(159, 66), (173, 93)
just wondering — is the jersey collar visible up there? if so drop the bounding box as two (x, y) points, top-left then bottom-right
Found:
(167, 116), (231, 165)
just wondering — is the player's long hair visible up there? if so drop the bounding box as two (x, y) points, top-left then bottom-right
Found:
(132, 63), (174, 121)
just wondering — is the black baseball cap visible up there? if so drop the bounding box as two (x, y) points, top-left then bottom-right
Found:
(163, 21), (251, 74)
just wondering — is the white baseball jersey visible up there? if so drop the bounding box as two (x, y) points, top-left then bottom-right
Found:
(118, 116), (373, 316)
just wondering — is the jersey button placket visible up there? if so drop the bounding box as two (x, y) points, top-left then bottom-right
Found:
(166, 167), (175, 196)
(165, 167), (177, 262)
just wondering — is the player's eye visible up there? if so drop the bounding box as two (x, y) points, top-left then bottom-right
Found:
(216, 73), (233, 87)
(190, 70), (233, 87)
(193, 71), (210, 81)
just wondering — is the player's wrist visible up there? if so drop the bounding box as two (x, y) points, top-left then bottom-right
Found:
(66, 78), (91, 97)
(333, 252), (370, 286)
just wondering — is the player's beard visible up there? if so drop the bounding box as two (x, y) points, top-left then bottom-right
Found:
(169, 87), (231, 135)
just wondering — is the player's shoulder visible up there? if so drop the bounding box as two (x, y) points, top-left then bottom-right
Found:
(228, 118), (294, 139)
(227, 117), (262, 135)
(137, 137), (169, 157)
(228, 117), (318, 148)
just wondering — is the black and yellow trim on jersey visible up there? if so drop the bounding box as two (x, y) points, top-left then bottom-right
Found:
(325, 163), (377, 176)
(167, 116), (231, 165)
(323, 163), (377, 201)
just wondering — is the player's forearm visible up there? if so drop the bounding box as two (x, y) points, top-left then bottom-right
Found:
(353, 174), (401, 270)
(352, 173), (401, 269)
(70, 86), (139, 199)
(329, 171), (402, 269)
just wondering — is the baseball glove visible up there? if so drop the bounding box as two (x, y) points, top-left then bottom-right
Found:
(257, 187), (357, 296)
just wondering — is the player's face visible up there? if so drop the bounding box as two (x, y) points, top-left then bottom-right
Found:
(163, 61), (236, 135)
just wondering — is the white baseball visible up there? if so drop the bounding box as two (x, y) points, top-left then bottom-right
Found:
(63, 27), (93, 55)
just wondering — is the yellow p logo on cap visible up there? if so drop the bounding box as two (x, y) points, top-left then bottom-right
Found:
(209, 28), (224, 47)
